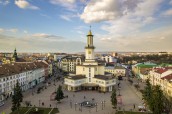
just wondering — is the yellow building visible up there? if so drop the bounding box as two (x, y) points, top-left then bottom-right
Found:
(64, 29), (116, 92)
(149, 67), (172, 98)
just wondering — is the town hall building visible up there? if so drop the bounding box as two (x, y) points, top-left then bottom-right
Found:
(64, 29), (116, 92)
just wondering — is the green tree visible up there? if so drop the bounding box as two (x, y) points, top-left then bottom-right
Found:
(55, 85), (64, 102)
(111, 88), (117, 108)
(152, 85), (164, 114)
(142, 79), (153, 109)
(11, 81), (23, 112)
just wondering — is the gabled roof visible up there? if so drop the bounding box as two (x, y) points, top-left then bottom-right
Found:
(154, 67), (172, 74)
(161, 73), (172, 81)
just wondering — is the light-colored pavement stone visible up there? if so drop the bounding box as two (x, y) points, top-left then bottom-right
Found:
(0, 75), (144, 114)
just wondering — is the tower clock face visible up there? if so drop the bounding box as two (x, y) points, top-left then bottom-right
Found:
(88, 51), (91, 54)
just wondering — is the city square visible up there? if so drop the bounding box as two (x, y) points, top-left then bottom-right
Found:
(0, 72), (144, 114)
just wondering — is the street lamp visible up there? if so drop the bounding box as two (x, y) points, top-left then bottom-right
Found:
(56, 102), (58, 108)
(39, 99), (41, 107)
(104, 100), (106, 108)
(101, 101), (103, 110)
(80, 103), (82, 112)
(75, 102), (77, 111)
(118, 87), (121, 96)
(95, 103), (98, 112)
(70, 100), (72, 108)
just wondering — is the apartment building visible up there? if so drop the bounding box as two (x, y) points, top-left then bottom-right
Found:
(0, 62), (48, 105)
(149, 67), (172, 98)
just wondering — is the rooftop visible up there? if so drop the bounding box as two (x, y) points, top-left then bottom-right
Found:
(0, 62), (48, 78)
(66, 75), (86, 80)
(94, 75), (115, 80)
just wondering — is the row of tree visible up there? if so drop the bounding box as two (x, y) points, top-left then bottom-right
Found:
(120, 54), (172, 64)
(142, 79), (172, 114)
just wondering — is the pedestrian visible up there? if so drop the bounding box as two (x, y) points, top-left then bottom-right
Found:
(50, 104), (51, 107)
(84, 96), (86, 99)
(133, 104), (135, 109)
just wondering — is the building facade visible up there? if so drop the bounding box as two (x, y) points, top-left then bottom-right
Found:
(0, 62), (48, 105)
(105, 66), (126, 77)
(59, 55), (83, 73)
(149, 67), (172, 98)
(64, 30), (116, 92)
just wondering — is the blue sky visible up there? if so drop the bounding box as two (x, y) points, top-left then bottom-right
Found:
(0, 0), (172, 53)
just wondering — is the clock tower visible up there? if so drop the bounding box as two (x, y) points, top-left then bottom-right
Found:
(85, 29), (95, 61)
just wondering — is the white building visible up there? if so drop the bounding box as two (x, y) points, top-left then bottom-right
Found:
(64, 30), (116, 92)
(59, 56), (83, 73)
(0, 62), (48, 105)
(101, 55), (117, 63)
(105, 66), (126, 77)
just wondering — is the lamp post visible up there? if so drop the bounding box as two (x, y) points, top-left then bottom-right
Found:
(104, 100), (106, 108)
(118, 87), (121, 96)
(95, 103), (98, 112)
(70, 100), (72, 108)
(75, 102), (77, 111)
(101, 101), (103, 110)
(39, 99), (41, 107)
(80, 103), (82, 112)
(56, 102), (58, 108)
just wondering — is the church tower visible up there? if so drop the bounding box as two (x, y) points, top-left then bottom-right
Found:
(13, 48), (18, 60)
(85, 28), (95, 61)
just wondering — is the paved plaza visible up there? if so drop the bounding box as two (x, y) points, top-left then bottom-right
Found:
(0, 75), (143, 114)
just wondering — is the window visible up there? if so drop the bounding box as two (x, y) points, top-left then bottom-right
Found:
(89, 78), (91, 82)
(89, 68), (91, 72)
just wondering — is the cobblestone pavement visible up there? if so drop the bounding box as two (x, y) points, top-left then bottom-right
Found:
(0, 75), (144, 114)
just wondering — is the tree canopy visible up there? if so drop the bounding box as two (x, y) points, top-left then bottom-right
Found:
(11, 81), (23, 112)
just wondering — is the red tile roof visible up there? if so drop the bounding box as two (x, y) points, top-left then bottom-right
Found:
(161, 73), (172, 81)
(154, 67), (172, 74)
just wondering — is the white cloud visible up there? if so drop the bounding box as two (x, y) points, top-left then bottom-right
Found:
(7, 29), (18, 33)
(60, 13), (79, 21)
(0, 28), (4, 33)
(60, 15), (72, 21)
(0, 0), (10, 5)
(162, 9), (172, 16)
(0, 34), (84, 53)
(94, 26), (172, 52)
(32, 33), (64, 40)
(50, 0), (76, 11)
(15, 0), (39, 10)
(80, 0), (122, 23)
(133, 0), (163, 17)
(170, 0), (172, 5)
(0, 28), (18, 33)
(24, 30), (28, 34)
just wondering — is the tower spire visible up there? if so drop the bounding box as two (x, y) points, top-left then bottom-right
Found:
(88, 25), (92, 36)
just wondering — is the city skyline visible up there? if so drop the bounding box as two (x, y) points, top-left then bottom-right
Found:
(0, 0), (172, 53)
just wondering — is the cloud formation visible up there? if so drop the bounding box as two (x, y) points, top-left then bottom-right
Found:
(32, 33), (64, 40)
(0, 0), (10, 5)
(15, 0), (39, 10)
(0, 34), (84, 53)
(162, 9), (172, 16)
(50, 0), (76, 11)
(80, 0), (122, 23)
(0, 28), (18, 33)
